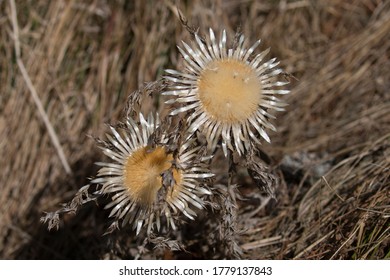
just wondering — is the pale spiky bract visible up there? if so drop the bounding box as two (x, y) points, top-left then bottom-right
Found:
(163, 28), (290, 156)
(92, 113), (213, 235)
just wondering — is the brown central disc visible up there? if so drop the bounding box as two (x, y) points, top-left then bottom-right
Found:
(197, 59), (262, 124)
(124, 146), (181, 206)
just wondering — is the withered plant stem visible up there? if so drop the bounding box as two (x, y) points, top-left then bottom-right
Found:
(9, 0), (72, 174)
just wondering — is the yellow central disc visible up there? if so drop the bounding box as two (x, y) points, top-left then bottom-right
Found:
(123, 146), (181, 206)
(197, 59), (261, 124)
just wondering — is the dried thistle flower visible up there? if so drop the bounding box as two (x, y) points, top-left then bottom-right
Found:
(91, 113), (213, 235)
(163, 28), (289, 156)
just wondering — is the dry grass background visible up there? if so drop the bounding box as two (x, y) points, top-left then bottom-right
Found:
(0, 0), (389, 259)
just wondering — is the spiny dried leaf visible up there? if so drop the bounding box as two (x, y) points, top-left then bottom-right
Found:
(213, 184), (243, 259)
(148, 236), (187, 252)
(40, 212), (60, 231)
(40, 185), (98, 230)
(245, 150), (278, 199)
(104, 221), (120, 236)
(125, 79), (167, 118)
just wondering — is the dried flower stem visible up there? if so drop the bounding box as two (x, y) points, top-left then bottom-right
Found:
(9, 0), (72, 174)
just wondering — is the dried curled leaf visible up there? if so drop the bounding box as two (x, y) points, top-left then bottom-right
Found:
(244, 149), (278, 199)
(40, 184), (98, 230)
(125, 79), (167, 118)
(148, 236), (187, 252)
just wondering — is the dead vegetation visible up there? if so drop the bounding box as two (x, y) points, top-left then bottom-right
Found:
(0, 0), (389, 259)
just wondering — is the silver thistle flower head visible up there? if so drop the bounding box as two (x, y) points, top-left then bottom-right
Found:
(163, 28), (290, 156)
(92, 113), (213, 235)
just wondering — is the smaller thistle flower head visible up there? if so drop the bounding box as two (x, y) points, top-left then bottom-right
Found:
(92, 113), (213, 235)
(163, 28), (290, 156)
